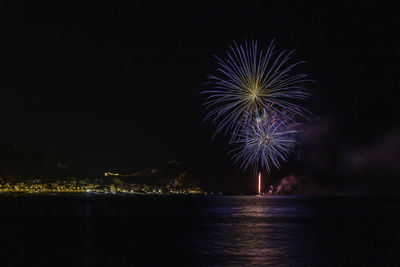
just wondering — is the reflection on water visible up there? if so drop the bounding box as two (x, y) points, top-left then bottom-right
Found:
(0, 195), (399, 266)
(197, 196), (315, 266)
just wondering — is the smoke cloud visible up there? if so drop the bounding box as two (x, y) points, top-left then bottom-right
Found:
(286, 118), (400, 196)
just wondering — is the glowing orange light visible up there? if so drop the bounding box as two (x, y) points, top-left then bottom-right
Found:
(258, 172), (261, 195)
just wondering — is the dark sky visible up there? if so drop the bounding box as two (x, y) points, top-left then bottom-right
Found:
(3, 2), (400, 192)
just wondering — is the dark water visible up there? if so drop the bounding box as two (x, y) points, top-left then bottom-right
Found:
(0, 195), (399, 266)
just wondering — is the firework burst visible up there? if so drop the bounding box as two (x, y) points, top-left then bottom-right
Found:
(231, 110), (299, 173)
(202, 40), (311, 139)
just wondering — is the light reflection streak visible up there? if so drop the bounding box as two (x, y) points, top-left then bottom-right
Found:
(198, 196), (312, 266)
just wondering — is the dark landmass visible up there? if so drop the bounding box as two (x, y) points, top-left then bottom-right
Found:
(0, 139), (71, 182)
(0, 140), (202, 194)
(104, 160), (200, 188)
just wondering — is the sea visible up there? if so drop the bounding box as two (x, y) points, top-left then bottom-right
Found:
(0, 194), (399, 266)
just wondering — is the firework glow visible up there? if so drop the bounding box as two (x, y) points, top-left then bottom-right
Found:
(202, 40), (311, 189)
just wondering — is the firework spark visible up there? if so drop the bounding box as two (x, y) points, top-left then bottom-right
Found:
(231, 110), (299, 173)
(202, 40), (311, 138)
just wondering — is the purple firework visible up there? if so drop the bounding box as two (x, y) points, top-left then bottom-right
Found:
(230, 110), (299, 173)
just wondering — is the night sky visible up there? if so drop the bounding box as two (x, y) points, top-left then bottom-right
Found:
(4, 2), (400, 193)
